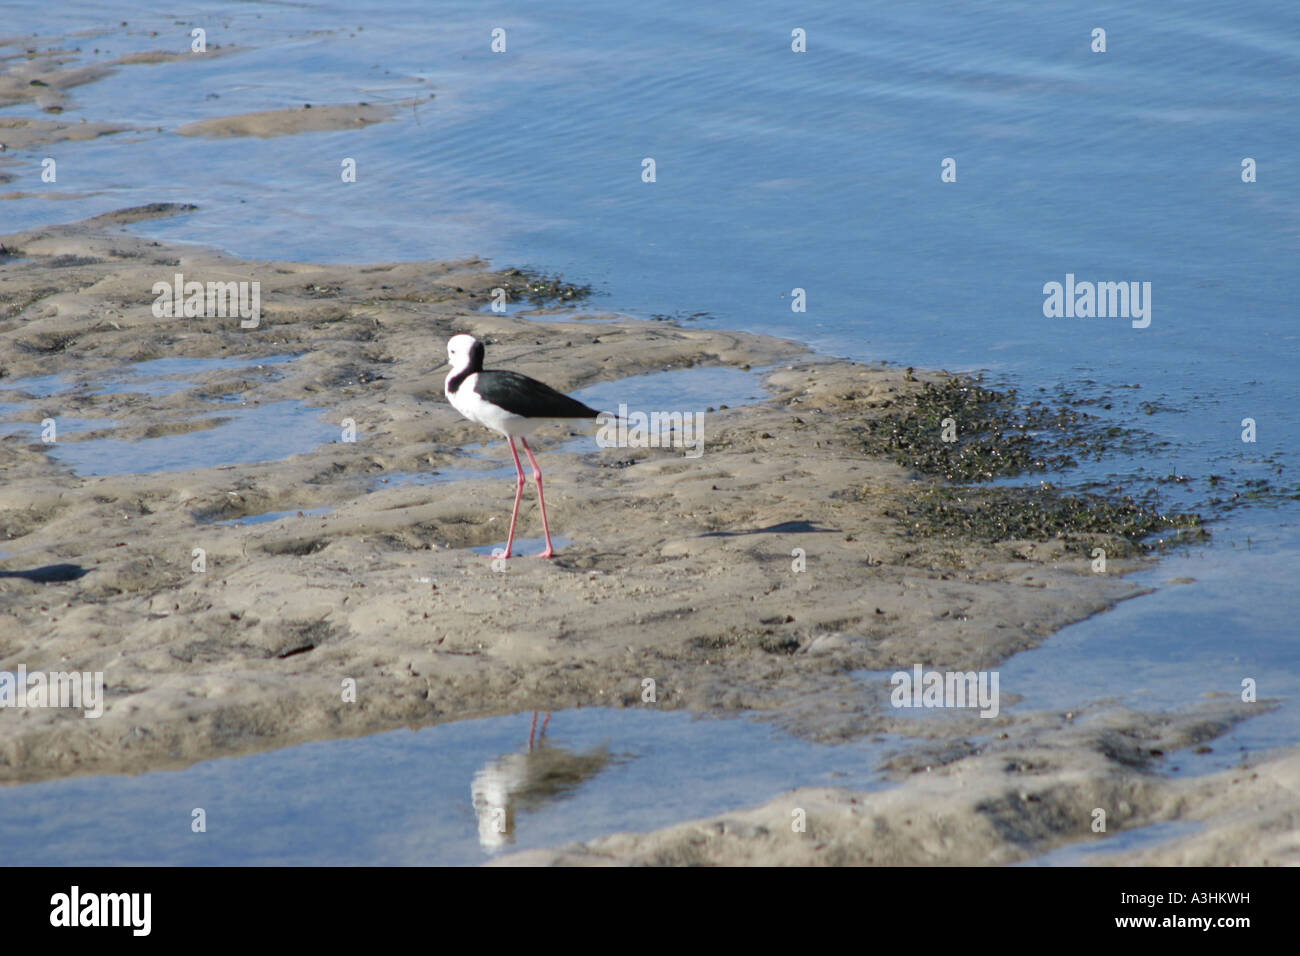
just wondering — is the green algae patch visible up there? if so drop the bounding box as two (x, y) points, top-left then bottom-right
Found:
(888, 483), (1205, 557)
(859, 374), (1152, 482)
(842, 370), (1206, 555)
(498, 268), (593, 306)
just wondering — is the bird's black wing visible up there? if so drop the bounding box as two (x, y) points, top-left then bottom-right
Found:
(474, 369), (601, 419)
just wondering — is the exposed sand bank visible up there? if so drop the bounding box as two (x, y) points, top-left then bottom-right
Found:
(494, 702), (1296, 866)
(0, 35), (238, 113)
(0, 205), (1288, 865)
(175, 101), (416, 139)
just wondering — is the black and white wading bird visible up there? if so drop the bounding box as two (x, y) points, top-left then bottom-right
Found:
(443, 334), (603, 558)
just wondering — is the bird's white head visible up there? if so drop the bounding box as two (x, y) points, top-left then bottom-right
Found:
(446, 334), (485, 376)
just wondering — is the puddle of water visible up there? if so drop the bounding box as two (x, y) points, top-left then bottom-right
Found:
(210, 507), (332, 528)
(45, 401), (339, 477)
(0, 372), (65, 399)
(1013, 820), (1203, 866)
(572, 365), (766, 415)
(994, 517), (1300, 778)
(469, 535), (573, 557)
(476, 302), (617, 324)
(856, 668), (1005, 722)
(0, 417), (114, 439)
(379, 464), (516, 487)
(477, 301), (537, 316)
(475, 301), (585, 318)
(0, 354), (334, 476)
(0, 709), (897, 866)
(0, 355), (297, 399)
(377, 446), (519, 489)
(848, 520), (1299, 778)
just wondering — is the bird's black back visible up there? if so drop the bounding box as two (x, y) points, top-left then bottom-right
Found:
(473, 369), (601, 420)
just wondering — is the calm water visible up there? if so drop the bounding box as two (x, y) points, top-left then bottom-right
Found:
(2, 0), (1298, 859)
(0, 711), (895, 866)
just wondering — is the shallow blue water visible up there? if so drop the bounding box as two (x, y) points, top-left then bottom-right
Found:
(211, 506), (332, 527)
(0, 416), (111, 438)
(0, 710), (895, 865)
(41, 400), (339, 476)
(9, 2), (1294, 509)
(0, 355), (314, 473)
(0, 356), (297, 399)
(574, 365), (766, 414)
(2, 0), (1298, 856)
(8, 1), (1290, 501)
(1015, 820), (1204, 866)
(469, 534), (571, 557)
(996, 521), (1300, 777)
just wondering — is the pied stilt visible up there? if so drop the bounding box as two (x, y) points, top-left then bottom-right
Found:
(443, 334), (602, 558)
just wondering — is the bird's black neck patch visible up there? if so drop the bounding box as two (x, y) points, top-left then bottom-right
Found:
(447, 339), (485, 393)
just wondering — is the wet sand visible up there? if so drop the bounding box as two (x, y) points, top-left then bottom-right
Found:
(494, 701), (1297, 866)
(176, 101), (420, 139)
(1, 31), (1294, 865)
(0, 38), (238, 113)
(1, 206), (1290, 865)
(0, 203), (1139, 773)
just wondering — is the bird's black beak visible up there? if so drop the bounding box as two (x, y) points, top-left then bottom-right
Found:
(431, 359), (448, 373)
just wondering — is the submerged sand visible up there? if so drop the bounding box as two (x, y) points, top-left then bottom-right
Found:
(2, 18), (1292, 868)
(495, 702), (1298, 866)
(175, 101), (417, 139)
(0, 205), (1291, 865)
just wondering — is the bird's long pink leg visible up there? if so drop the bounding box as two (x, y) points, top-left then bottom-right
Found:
(503, 437), (525, 559)
(520, 438), (554, 558)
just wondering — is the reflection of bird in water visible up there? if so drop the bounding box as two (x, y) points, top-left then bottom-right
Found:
(471, 711), (612, 850)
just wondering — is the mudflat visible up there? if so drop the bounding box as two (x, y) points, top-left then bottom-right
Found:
(0, 205), (1287, 864)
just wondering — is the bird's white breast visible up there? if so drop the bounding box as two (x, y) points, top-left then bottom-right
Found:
(446, 372), (543, 438)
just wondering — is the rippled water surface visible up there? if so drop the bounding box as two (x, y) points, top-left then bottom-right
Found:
(2, 0), (1297, 859)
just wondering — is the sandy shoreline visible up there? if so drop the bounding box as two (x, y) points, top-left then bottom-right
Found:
(0, 7), (1293, 872)
(493, 703), (1298, 866)
(1, 205), (1290, 864)
(0, 205), (1143, 779)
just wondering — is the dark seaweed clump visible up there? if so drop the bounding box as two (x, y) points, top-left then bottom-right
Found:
(844, 371), (1207, 554)
(3, 286), (59, 321)
(889, 484), (1204, 556)
(16, 329), (77, 353)
(690, 626), (800, 656)
(860, 375), (1152, 482)
(499, 268), (593, 306)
